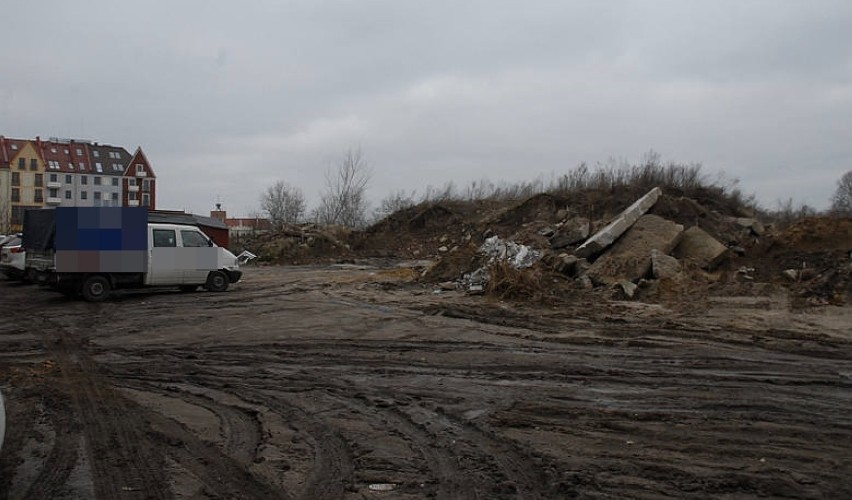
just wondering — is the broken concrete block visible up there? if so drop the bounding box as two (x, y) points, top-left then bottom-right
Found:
(538, 227), (556, 238)
(553, 253), (580, 275)
(575, 187), (662, 258)
(651, 249), (681, 280)
(586, 214), (684, 285)
(617, 280), (638, 298)
(673, 226), (729, 269)
(782, 269), (799, 281)
(736, 217), (765, 236)
(550, 218), (591, 249)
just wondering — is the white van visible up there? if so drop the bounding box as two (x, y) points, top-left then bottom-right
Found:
(30, 222), (242, 301)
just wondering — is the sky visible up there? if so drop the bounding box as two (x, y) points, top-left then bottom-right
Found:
(1, 0), (850, 217)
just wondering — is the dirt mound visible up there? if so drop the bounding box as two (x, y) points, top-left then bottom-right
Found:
(774, 217), (852, 253)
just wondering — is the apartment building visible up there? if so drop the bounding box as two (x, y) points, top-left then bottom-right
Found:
(0, 135), (158, 231)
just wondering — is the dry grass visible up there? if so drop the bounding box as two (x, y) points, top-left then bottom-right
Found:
(485, 261), (546, 301)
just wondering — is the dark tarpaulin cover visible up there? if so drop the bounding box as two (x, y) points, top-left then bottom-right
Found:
(22, 209), (56, 251)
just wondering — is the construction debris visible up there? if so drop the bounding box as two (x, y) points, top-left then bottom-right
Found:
(586, 214), (684, 285)
(549, 218), (591, 249)
(735, 217), (765, 236)
(651, 250), (681, 280)
(674, 226), (729, 269)
(575, 187), (662, 258)
(480, 236), (541, 269)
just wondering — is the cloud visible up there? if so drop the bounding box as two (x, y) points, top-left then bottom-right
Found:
(1, 1), (850, 215)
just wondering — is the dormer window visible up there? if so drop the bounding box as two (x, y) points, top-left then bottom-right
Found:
(93, 151), (99, 158)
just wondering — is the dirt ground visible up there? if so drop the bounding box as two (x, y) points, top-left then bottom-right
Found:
(1, 263), (850, 499)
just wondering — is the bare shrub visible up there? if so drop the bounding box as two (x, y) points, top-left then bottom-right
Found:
(374, 189), (416, 220)
(485, 261), (545, 301)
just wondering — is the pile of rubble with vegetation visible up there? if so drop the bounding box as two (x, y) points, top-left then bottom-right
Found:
(236, 166), (851, 307)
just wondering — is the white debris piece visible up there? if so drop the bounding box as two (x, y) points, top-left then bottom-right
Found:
(237, 250), (258, 264)
(479, 236), (541, 269)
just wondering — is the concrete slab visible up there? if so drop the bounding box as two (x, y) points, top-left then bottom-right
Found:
(673, 226), (729, 270)
(575, 187), (662, 258)
(586, 214), (684, 285)
(651, 249), (681, 280)
(550, 218), (590, 249)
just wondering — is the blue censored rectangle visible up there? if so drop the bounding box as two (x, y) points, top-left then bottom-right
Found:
(55, 207), (148, 252)
(53, 208), (149, 272)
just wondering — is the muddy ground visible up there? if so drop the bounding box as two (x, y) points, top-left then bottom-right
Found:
(0, 263), (850, 499)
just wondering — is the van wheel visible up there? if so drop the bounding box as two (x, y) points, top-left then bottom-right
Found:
(81, 275), (111, 302)
(205, 271), (229, 292)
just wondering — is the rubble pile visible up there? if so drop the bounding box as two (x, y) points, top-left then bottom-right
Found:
(407, 188), (850, 306)
(246, 186), (851, 307)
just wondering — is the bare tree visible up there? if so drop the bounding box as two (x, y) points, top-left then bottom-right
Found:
(315, 148), (372, 227)
(261, 180), (306, 230)
(830, 170), (852, 216)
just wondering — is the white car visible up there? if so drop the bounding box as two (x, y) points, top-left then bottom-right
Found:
(0, 234), (25, 280)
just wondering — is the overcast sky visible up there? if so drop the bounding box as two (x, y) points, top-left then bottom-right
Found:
(2, 1), (850, 216)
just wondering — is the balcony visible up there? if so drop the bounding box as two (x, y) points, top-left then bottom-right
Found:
(128, 200), (139, 207)
(127, 185), (139, 192)
(46, 197), (62, 205)
(47, 181), (62, 189)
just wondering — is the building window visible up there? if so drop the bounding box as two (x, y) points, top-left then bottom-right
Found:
(65, 174), (72, 184)
(35, 174), (43, 187)
(49, 173), (58, 182)
(136, 164), (144, 174)
(81, 175), (88, 185)
(93, 150), (99, 158)
(10, 144), (17, 150)
(128, 191), (137, 201)
(18, 158), (25, 169)
(94, 176), (102, 186)
(95, 162), (103, 172)
(65, 190), (72, 199)
(112, 177), (119, 186)
(30, 158), (37, 170)
(81, 191), (88, 200)
(11, 188), (20, 202)
(76, 148), (82, 156)
(142, 193), (150, 206)
(34, 189), (43, 203)
(11, 172), (20, 186)
(68, 163), (74, 170)
(142, 179), (150, 192)
(111, 192), (119, 201)
(94, 191), (101, 200)
(49, 188), (58, 198)
(79, 162), (85, 170)
(51, 147), (57, 153)
(127, 178), (136, 186)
